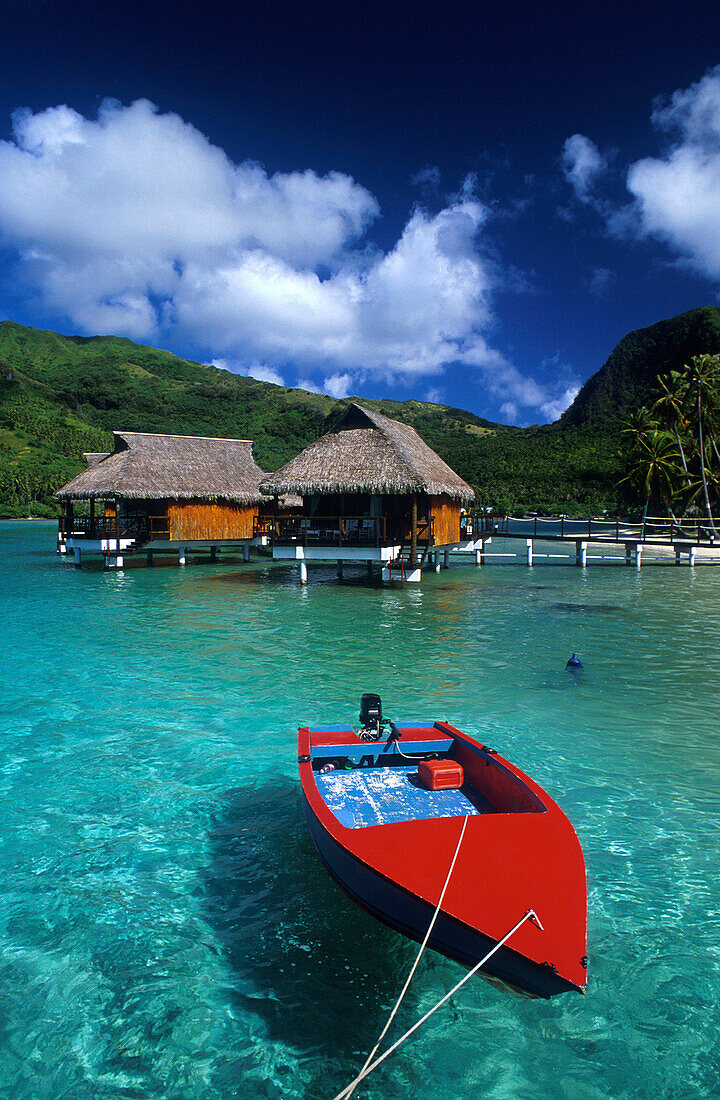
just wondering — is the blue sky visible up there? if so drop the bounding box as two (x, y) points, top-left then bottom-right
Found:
(2, 0), (720, 424)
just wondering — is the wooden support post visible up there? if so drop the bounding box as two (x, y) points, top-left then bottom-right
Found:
(410, 495), (418, 567)
(625, 543), (633, 565)
(147, 550), (154, 566)
(575, 540), (587, 566)
(178, 546), (186, 565)
(299, 559), (308, 585)
(74, 547), (81, 567)
(675, 546), (682, 565)
(526, 538), (533, 566)
(443, 550), (450, 569)
(210, 546), (217, 562)
(337, 559), (344, 578)
(367, 560), (373, 576)
(243, 545), (250, 562)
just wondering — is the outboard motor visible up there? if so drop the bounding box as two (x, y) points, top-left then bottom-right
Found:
(359, 693), (382, 734)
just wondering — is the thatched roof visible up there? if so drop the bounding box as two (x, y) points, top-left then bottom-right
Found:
(261, 404), (474, 501)
(83, 452), (110, 468)
(55, 432), (265, 504)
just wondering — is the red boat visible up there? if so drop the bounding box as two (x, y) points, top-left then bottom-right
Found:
(299, 699), (587, 998)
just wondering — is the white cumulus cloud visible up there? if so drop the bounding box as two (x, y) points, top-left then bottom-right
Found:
(323, 372), (353, 399)
(0, 97), (568, 420)
(626, 66), (720, 280)
(561, 134), (607, 202)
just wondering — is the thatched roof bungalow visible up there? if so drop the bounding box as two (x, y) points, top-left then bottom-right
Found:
(55, 431), (267, 557)
(261, 404), (474, 559)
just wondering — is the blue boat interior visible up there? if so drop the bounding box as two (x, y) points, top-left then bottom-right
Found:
(308, 718), (547, 826)
(315, 764), (496, 828)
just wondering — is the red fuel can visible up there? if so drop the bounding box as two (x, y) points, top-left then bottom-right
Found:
(418, 759), (464, 791)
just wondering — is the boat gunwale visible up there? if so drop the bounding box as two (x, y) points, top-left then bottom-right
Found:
(301, 721), (550, 830)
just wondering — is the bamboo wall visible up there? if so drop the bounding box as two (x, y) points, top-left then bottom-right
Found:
(428, 495), (463, 546)
(166, 500), (257, 541)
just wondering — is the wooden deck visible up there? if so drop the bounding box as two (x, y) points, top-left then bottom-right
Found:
(494, 515), (717, 547)
(464, 515), (720, 567)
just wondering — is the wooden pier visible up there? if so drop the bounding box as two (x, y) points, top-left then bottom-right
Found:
(473, 515), (720, 567)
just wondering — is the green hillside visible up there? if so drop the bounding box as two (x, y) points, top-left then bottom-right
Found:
(0, 321), (506, 517)
(1, 309), (713, 519)
(559, 306), (720, 427)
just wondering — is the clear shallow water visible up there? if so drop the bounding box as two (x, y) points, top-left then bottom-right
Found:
(2, 522), (719, 1100)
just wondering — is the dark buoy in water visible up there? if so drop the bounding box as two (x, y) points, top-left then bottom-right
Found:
(566, 653), (583, 670)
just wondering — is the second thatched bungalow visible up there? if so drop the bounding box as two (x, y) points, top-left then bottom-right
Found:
(260, 403), (476, 582)
(55, 431), (269, 567)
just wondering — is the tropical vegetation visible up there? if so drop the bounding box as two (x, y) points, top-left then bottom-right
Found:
(620, 354), (720, 530)
(2, 306), (720, 519)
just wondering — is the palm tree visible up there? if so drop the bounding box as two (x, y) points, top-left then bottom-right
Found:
(651, 372), (691, 480)
(682, 354), (720, 536)
(621, 406), (656, 439)
(619, 423), (684, 524)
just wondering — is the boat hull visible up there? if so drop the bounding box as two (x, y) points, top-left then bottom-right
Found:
(299, 720), (587, 997)
(303, 793), (578, 998)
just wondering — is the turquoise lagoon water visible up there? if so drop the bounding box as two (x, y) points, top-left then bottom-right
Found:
(1, 521), (719, 1099)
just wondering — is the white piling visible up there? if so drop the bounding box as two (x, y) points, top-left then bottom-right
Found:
(300, 559), (308, 585)
(526, 538), (533, 566)
(178, 546), (186, 565)
(575, 540), (587, 567)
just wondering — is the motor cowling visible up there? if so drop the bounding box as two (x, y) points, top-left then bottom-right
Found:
(359, 693), (382, 729)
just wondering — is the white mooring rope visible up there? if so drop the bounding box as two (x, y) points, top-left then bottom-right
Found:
(341, 814), (469, 1099)
(334, 906), (542, 1100)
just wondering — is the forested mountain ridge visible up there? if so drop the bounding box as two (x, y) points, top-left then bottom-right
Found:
(559, 307), (720, 427)
(0, 320), (504, 515)
(1, 309), (716, 518)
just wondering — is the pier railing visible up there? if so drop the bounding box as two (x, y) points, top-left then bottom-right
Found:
(58, 514), (170, 543)
(465, 513), (496, 537)
(253, 516), (275, 538)
(270, 515), (388, 547)
(493, 515), (718, 545)
(266, 515), (438, 548)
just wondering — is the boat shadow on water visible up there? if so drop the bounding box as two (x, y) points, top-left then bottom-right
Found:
(200, 777), (438, 1067)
